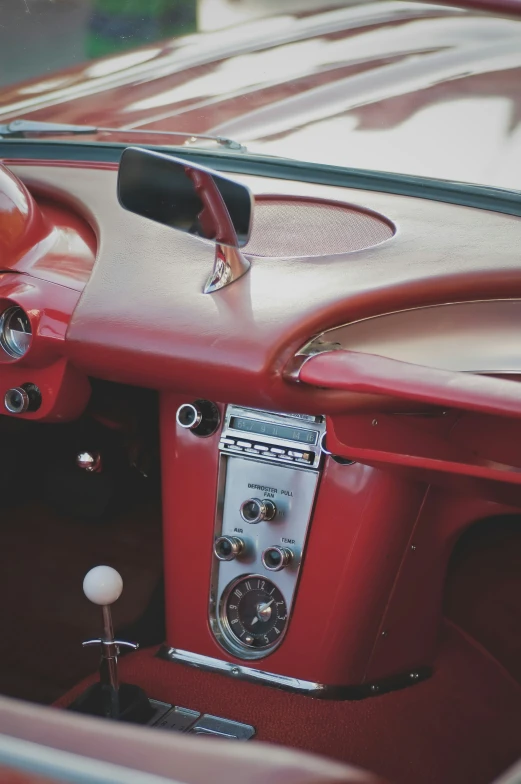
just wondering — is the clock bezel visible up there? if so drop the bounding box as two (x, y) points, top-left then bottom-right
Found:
(218, 573), (289, 660)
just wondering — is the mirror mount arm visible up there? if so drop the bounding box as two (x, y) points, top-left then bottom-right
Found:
(186, 167), (237, 247)
(184, 167), (250, 294)
(186, 166), (251, 294)
(204, 243), (250, 294)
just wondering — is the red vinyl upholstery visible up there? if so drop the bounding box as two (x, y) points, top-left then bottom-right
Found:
(0, 696), (383, 784)
(299, 350), (521, 419)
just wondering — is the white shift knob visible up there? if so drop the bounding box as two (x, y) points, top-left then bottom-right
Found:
(83, 566), (123, 606)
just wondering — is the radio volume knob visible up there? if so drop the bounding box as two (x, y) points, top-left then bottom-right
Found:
(176, 403), (202, 430)
(240, 498), (276, 524)
(176, 400), (220, 436)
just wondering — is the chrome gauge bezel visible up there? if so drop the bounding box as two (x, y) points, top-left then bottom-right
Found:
(217, 573), (289, 660)
(0, 306), (32, 359)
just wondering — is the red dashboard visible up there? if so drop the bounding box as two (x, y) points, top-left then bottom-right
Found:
(2, 156), (521, 695)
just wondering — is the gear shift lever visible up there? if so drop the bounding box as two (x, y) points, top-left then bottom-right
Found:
(82, 566), (139, 719)
(69, 566), (152, 723)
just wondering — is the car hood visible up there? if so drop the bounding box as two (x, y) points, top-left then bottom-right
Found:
(1, 1), (521, 189)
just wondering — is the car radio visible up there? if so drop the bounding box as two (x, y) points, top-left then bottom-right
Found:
(218, 405), (325, 469)
(210, 405), (326, 661)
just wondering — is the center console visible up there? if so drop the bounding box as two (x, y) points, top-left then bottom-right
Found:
(210, 405), (326, 660)
(160, 392), (431, 696)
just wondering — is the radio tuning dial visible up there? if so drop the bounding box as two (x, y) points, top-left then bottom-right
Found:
(240, 498), (276, 524)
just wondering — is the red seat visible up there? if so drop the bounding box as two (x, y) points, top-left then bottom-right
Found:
(0, 695), (383, 784)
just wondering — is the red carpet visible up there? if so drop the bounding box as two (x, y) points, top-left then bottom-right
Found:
(3, 499), (521, 784)
(0, 501), (162, 704)
(58, 621), (521, 784)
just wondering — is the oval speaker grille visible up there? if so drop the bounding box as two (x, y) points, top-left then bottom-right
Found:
(243, 197), (394, 258)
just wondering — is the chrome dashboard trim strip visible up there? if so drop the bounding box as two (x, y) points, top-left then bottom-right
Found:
(156, 646), (431, 700)
(296, 299), (521, 376)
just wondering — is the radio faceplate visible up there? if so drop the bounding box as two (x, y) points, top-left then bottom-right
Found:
(218, 405), (325, 469)
(210, 406), (324, 660)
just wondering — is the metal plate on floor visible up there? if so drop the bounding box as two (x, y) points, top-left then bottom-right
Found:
(190, 714), (255, 740)
(148, 700), (254, 739)
(152, 704), (201, 732)
(146, 699), (172, 726)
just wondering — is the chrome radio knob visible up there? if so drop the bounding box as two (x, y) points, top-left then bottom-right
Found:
(214, 535), (245, 561)
(240, 498), (276, 524)
(262, 546), (293, 572)
(176, 403), (203, 430)
(176, 399), (220, 436)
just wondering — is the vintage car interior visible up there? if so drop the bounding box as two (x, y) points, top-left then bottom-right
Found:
(0, 2), (521, 783)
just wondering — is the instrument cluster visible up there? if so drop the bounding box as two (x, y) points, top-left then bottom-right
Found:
(0, 277), (90, 422)
(0, 306), (32, 360)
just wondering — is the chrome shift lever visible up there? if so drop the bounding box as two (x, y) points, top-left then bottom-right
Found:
(82, 566), (139, 719)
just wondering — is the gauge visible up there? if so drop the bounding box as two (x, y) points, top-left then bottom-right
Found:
(0, 307), (32, 359)
(221, 575), (288, 651)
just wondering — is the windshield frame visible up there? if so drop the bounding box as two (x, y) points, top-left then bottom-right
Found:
(2, 139), (520, 218)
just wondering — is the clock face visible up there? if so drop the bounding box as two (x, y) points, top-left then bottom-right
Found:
(220, 575), (288, 652)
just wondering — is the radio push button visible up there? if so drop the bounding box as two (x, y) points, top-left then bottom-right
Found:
(262, 546), (293, 572)
(214, 536), (245, 561)
(240, 498), (276, 524)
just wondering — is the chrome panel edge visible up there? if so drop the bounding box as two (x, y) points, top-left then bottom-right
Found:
(156, 645), (327, 694)
(297, 299), (521, 374)
(156, 646), (432, 699)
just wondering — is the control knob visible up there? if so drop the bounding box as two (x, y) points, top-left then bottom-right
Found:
(214, 535), (245, 561)
(240, 498), (276, 524)
(4, 383), (42, 414)
(176, 399), (220, 436)
(262, 546), (293, 572)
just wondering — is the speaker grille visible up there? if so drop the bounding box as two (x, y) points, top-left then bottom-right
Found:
(243, 197), (394, 258)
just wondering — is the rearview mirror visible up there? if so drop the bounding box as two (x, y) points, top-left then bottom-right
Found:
(118, 147), (253, 293)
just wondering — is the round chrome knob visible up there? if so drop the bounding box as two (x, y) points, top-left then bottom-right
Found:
(4, 386), (29, 414)
(176, 403), (203, 430)
(214, 535), (245, 561)
(262, 546), (293, 572)
(240, 498), (276, 524)
(76, 451), (102, 473)
(176, 400), (220, 436)
(4, 383), (41, 415)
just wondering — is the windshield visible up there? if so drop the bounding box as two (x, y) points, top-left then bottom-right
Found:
(1, 0), (521, 190)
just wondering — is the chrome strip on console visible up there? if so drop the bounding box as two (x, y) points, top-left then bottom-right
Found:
(157, 646), (327, 694)
(156, 646), (432, 699)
